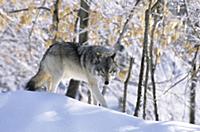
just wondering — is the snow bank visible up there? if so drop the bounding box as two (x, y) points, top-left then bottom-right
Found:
(0, 91), (199, 132)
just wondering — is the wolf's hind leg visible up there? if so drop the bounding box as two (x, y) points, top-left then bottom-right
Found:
(51, 77), (61, 93)
(47, 74), (62, 93)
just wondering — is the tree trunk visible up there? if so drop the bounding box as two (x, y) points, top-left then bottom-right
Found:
(52, 0), (60, 43)
(78, 0), (90, 44)
(150, 16), (159, 121)
(65, 0), (90, 99)
(123, 57), (134, 112)
(189, 46), (199, 124)
(149, 0), (163, 120)
(142, 53), (149, 119)
(134, 2), (152, 116)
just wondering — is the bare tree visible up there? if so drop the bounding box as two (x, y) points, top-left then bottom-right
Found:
(113, 0), (140, 113)
(134, 0), (152, 117)
(189, 45), (199, 124)
(123, 57), (134, 112)
(52, 0), (60, 43)
(148, 0), (164, 121)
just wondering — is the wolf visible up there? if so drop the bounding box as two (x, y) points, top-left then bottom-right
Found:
(25, 42), (119, 107)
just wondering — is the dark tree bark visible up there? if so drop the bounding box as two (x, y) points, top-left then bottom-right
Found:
(123, 57), (134, 112)
(149, 0), (163, 121)
(189, 46), (199, 124)
(150, 19), (159, 121)
(78, 0), (90, 44)
(115, 0), (140, 112)
(181, 0), (198, 124)
(52, 0), (60, 43)
(142, 51), (149, 119)
(65, 79), (80, 98)
(149, 20), (159, 121)
(66, 0), (90, 99)
(134, 1), (152, 116)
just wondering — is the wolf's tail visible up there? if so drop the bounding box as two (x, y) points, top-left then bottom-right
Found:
(25, 68), (49, 91)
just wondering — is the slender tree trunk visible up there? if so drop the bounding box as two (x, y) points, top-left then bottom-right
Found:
(134, 1), (152, 116)
(123, 57), (134, 112)
(142, 52), (149, 119)
(78, 0), (90, 44)
(150, 16), (159, 121)
(149, 0), (163, 121)
(115, 0), (140, 112)
(66, 0), (90, 99)
(142, 0), (162, 120)
(52, 0), (60, 43)
(189, 46), (199, 124)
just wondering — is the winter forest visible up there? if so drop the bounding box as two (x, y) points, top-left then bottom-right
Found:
(0, 0), (200, 131)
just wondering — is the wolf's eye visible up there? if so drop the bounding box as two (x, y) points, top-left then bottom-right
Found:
(109, 69), (116, 73)
(109, 69), (118, 76)
(100, 69), (105, 74)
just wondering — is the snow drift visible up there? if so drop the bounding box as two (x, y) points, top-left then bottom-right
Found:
(0, 91), (199, 132)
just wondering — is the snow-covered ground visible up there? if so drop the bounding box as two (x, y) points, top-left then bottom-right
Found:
(0, 91), (199, 132)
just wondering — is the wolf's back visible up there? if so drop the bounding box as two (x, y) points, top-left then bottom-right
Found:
(25, 42), (80, 91)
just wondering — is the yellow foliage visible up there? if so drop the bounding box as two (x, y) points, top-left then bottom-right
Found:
(131, 26), (144, 37)
(28, 3), (37, 13)
(58, 0), (62, 10)
(40, 11), (50, 21)
(184, 42), (194, 55)
(171, 32), (180, 42)
(56, 31), (64, 39)
(155, 48), (161, 64)
(45, 39), (53, 48)
(122, 38), (131, 47)
(11, 0), (16, 4)
(164, 19), (183, 36)
(90, 11), (104, 26)
(188, 47), (198, 55)
(109, 35), (116, 45)
(118, 69), (129, 81)
(0, 16), (7, 31)
(0, 0), (5, 5)
(90, 31), (100, 44)
(69, 23), (74, 32)
(167, 36), (171, 45)
(58, 22), (67, 31)
(50, 5), (55, 15)
(138, 38), (143, 44)
(28, 3), (36, 10)
(19, 14), (32, 26)
(163, 6), (171, 16)
(60, 6), (71, 19)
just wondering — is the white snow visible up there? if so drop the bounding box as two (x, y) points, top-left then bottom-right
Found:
(0, 91), (199, 132)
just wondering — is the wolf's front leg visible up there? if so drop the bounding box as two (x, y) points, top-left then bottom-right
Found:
(88, 81), (107, 107)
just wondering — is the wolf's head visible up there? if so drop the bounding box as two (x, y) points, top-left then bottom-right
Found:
(94, 53), (119, 85)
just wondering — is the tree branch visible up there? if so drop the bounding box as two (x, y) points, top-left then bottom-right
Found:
(115, 0), (141, 50)
(163, 73), (189, 95)
(8, 6), (51, 14)
(29, 0), (47, 41)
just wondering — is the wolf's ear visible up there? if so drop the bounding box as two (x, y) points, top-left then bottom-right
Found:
(111, 53), (116, 60)
(114, 43), (124, 52)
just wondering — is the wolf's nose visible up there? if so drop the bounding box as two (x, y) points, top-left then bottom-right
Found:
(105, 81), (109, 85)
